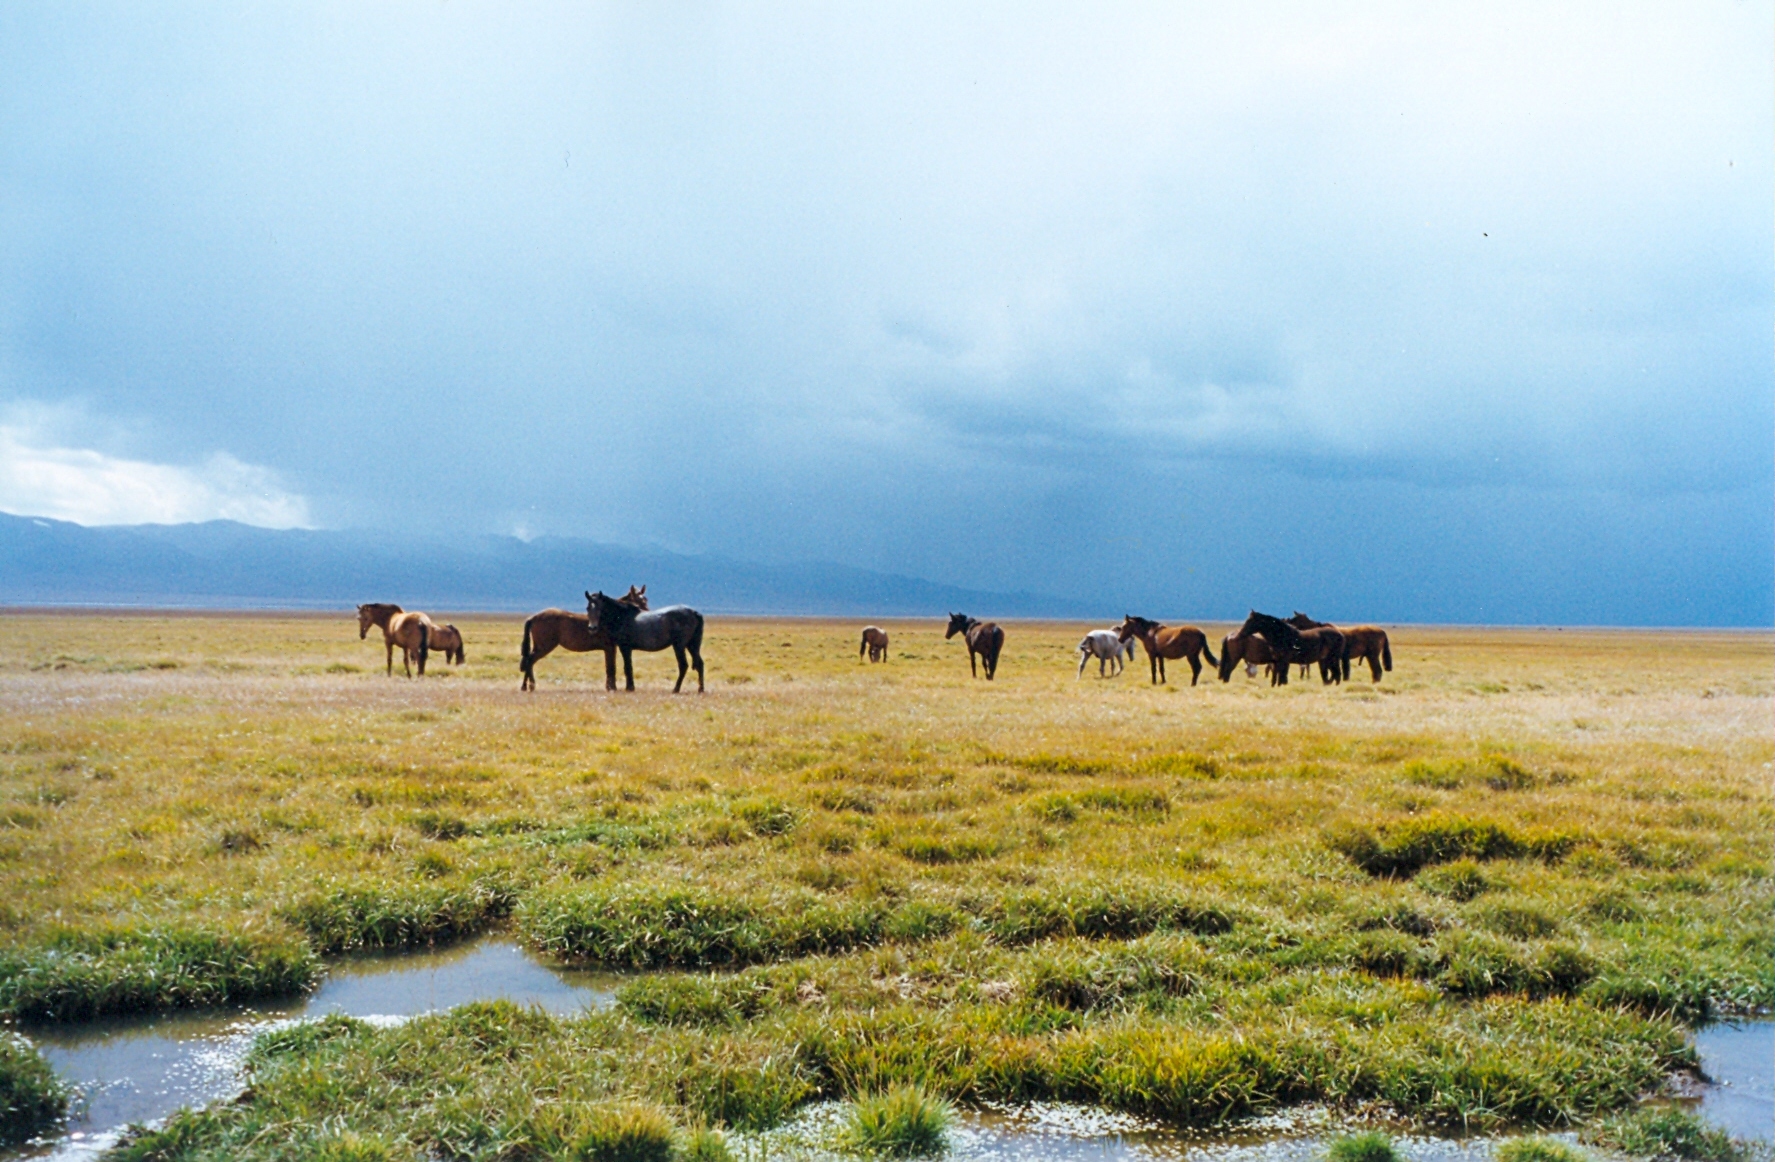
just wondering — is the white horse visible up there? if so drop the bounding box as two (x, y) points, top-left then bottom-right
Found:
(1077, 629), (1134, 678)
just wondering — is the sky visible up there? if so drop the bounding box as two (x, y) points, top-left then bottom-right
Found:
(0, 3), (1769, 625)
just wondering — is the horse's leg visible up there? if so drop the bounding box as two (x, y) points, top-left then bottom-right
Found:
(621, 646), (635, 692)
(691, 642), (704, 692)
(1078, 650), (1087, 679)
(671, 644), (688, 693)
(386, 640), (394, 676)
(602, 647), (616, 691)
(1368, 651), (1382, 682)
(1188, 652), (1201, 686)
(1158, 655), (1166, 684)
(970, 649), (978, 678)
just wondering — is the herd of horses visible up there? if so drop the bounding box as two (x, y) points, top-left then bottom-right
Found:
(356, 596), (1389, 692)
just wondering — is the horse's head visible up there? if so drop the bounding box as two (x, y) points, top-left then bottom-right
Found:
(945, 612), (971, 639)
(1217, 635), (1237, 681)
(1288, 611), (1325, 629)
(588, 590), (641, 632)
(1115, 615), (1150, 643)
(357, 603), (396, 638)
(1242, 610), (1302, 655)
(624, 584), (649, 611)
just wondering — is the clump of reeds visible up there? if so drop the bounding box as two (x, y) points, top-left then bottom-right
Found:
(1495, 1136), (1586, 1162)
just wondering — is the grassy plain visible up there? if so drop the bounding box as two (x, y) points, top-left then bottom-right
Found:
(0, 612), (1768, 1158)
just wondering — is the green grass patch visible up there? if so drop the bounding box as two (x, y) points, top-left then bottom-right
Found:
(841, 1085), (953, 1157)
(1584, 1106), (1748, 1162)
(0, 925), (317, 1020)
(0, 1032), (68, 1146)
(1327, 817), (1581, 878)
(280, 879), (514, 954)
(1328, 1132), (1403, 1162)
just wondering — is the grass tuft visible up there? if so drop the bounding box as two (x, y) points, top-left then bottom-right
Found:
(841, 1085), (953, 1157)
(0, 925), (316, 1020)
(1584, 1106), (1747, 1162)
(1328, 1132), (1404, 1162)
(1495, 1137), (1586, 1162)
(0, 1032), (68, 1146)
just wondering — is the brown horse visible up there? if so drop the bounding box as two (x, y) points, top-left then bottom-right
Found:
(519, 585), (647, 691)
(1233, 611), (1342, 685)
(1290, 612), (1392, 682)
(1217, 627), (1284, 684)
(945, 612), (1004, 680)
(428, 623), (466, 666)
(1115, 615), (1219, 686)
(860, 626), (889, 662)
(357, 603), (433, 677)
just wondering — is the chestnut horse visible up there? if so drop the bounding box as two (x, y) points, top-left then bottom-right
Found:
(1115, 615), (1219, 686)
(945, 613), (1004, 680)
(519, 584), (646, 691)
(429, 623), (466, 666)
(1289, 612), (1393, 682)
(357, 603), (433, 677)
(860, 626), (889, 662)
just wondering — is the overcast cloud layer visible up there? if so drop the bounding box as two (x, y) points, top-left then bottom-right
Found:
(1, 3), (1769, 624)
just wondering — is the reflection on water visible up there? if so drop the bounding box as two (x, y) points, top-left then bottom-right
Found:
(738, 1101), (1531, 1162)
(14, 939), (617, 1160)
(1693, 1021), (1773, 1143)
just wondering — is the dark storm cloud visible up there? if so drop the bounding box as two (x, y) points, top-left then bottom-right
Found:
(0, 3), (1768, 622)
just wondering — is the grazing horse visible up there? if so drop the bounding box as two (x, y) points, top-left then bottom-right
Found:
(587, 590), (706, 693)
(1077, 629), (1133, 677)
(519, 585), (647, 692)
(860, 626), (889, 662)
(945, 613), (1004, 680)
(1235, 611), (1343, 685)
(1115, 615), (1219, 686)
(428, 623), (466, 666)
(1217, 628), (1284, 684)
(357, 603), (433, 677)
(1289, 612), (1393, 682)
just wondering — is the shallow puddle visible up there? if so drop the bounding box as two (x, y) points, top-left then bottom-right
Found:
(1693, 1020), (1773, 1143)
(12, 939), (618, 1160)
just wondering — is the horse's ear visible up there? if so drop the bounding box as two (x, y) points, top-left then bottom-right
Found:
(637, 585), (646, 595)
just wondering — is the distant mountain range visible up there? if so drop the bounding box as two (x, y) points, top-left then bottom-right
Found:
(0, 512), (1092, 617)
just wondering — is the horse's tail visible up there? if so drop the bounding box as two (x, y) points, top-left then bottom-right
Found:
(520, 618), (535, 677)
(690, 611), (705, 656)
(417, 621), (429, 671)
(1201, 634), (1218, 669)
(861, 631), (868, 658)
(1381, 633), (1393, 672)
(448, 626), (464, 664)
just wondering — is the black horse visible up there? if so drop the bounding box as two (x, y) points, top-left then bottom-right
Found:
(1235, 610), (1342, 685)
(945, 612), (1004, 680)
(586, 590), (706, 693)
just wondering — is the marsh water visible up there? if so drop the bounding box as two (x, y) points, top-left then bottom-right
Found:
(9, 944), (1769, 1160)
(12, 939), (620, 1159)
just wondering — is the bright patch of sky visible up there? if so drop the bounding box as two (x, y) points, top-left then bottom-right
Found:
(0, 3), (1767, 622)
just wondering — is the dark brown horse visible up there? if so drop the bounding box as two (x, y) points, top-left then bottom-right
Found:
(860, 626), (889, 662)
(1234, 611), (1342, 685)
(1289, 612), (1393, 682)
(1115, 615), (1219, 686)
(357, 603), (432, 677)
(587, 590), (706, 693)
(945, 613), (1003, 680)
(519, 585), (646, 691)
(428, 623), (466, 666)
